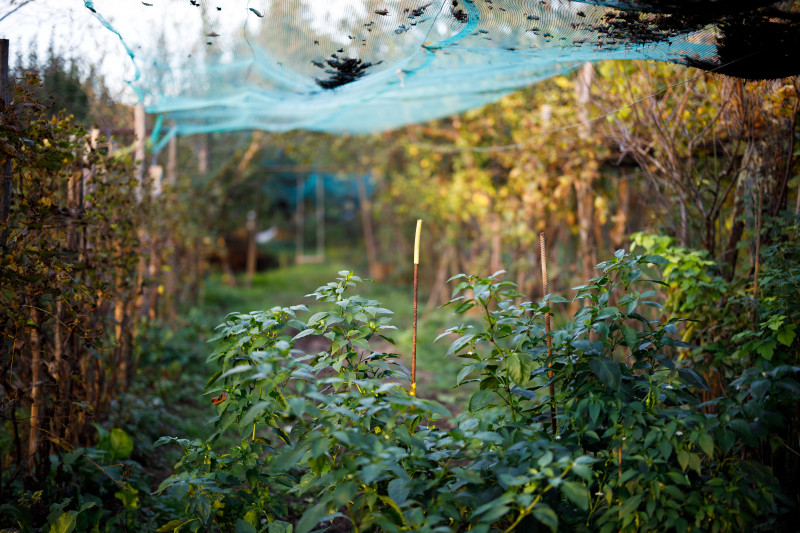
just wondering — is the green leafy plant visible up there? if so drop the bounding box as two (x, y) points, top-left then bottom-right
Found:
(156, 253), (788, 532)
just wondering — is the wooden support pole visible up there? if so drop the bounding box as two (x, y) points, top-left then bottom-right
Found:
(246, 210), (257, 287)
(540, 232), (557, 435)
(134, 103), (146, 203)
(165, 134), (178, 320)
(1, 39), (11, 248)
(28, 307), (41, 475)
(295, 175), (304, 262)
(316, 174), (324, 259)
(411, 219), (422, 397)
(357, 177), (380, 279)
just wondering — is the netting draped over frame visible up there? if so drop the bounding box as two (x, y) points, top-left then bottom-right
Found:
(84, 0), (799, 140)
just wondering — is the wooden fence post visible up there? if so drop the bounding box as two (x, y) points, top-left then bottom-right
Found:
(1, 39), (11, 247)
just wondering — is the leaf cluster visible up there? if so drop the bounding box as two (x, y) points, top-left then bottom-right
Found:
(157, 253), (789, 532)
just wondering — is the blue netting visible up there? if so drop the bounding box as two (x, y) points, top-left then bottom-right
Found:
(83, 0), (799, 140)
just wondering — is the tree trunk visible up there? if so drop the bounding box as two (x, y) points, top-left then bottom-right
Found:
(425, 245), (455, 313)
(575, 62), (597, 281)
(611, 171), (630, 249)
(357, 177), (382, 280)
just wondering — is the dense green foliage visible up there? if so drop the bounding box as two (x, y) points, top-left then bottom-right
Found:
(0, 74), (206, 531)
(155, 246), (797, 532)
(1, 48), (798, 532)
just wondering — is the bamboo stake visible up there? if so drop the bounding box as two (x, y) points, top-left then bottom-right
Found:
(411, 219), (422, 397)
(539, 232), (557, 435)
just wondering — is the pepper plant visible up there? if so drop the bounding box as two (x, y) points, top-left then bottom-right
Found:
(156, 253), (787, 532)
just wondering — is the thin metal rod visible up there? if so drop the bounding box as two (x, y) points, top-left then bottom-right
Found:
(539, 232), (556, 435)
(411, 219), (422, 396)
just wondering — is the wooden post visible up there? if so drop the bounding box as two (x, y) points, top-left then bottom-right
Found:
(165, 134), (178, 321)
(411, 219), (422, 397)
(490, 213), (502, 275)
(28, 307), (41, 475)
(134, 103), (146, 202)
(166, 134), (178, 190)
(540, 232), (557, 435)
(197, 134), (209, 175)
(574, 62), (597, 281)
(148, 165), (163, 320)
(357, 176), (380, 279)
(1, 39), (11, 248)
(246, 210), (257, 286)
(295, 175), (304, 262)
(316, 174), (325, 259)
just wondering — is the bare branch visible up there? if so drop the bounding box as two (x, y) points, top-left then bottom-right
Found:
(0, 0), (36, 23)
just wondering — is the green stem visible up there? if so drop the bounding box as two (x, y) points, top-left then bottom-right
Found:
(347, 504), (360, 533)
(503, 494), (543, 533)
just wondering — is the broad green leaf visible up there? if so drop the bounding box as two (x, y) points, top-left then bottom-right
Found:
(292, 329), (316, 340)
(310, 436), (330, 459)
(561, 481), (590, 511)
(729, 418), (757, 446)
(756, 341), (776, 361)
(677, 449), (689, 471)
(644, 254), (669, 265)
(47, 511), (77, 533)
(114, 487), (138, 510)
(532, 504), (558, 531)
(777, 326), (796, 347)
(295, 502), (330, 533)
(239, 401), (270, 430)
(99, 428), (133, 460)
(272, 445), (308, 472)
(506, 352), (524, 385)
(190, 495), (211, 524)
(332, 481), (358, 508)
(717, 429), (735, 454)
(479, 504), (511, 524)
(510, 386), (536, 400)
(472, 431), (503, 443)
(267, 521), (293, 533)
(595, 306), (620, 321)
(688, 452), (702, 475)
(658, 439), (672, 460)
(456, 365), (474, 386)
(387, 478), (410, 506)
(619, 493), (643, 516)
(676, 368), (710, 391)
(156, 519), (196, 533)
(749, 379), (770, 399)
(572, 463), (593, 481)
(236, 519), (257, 533)
(589, 357), (621, 391)
(447, 334), (476, 356)
(620, 325), (638, 350)
(468, 389), (494, 412)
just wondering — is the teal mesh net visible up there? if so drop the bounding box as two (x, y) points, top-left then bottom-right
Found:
(83, 0), (799, 141)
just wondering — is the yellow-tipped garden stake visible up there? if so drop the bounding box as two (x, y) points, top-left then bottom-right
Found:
(411, 219), (422, 397)
(539, 232), (557, 435)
